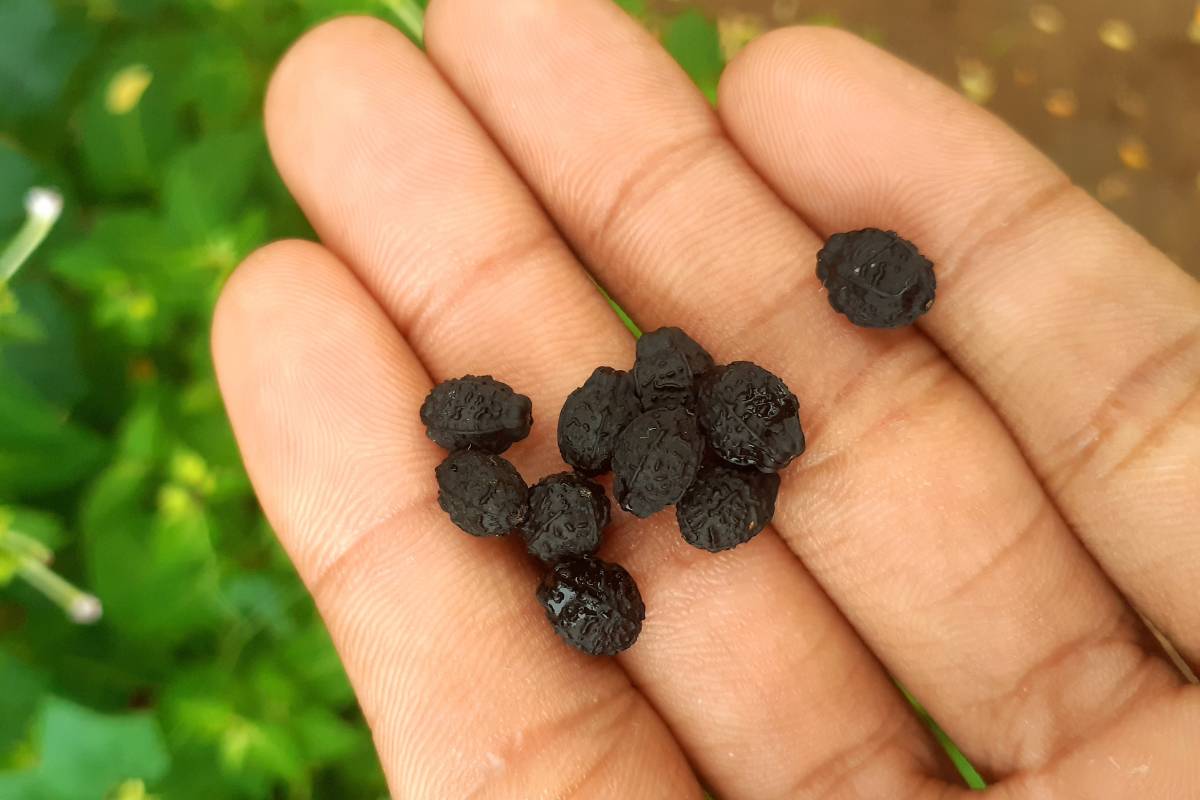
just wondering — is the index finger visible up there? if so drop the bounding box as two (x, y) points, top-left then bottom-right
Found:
(718, 27), (1200, 664)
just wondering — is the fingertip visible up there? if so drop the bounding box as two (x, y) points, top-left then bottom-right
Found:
(264, 15), (426, 195)
(211, 239), (331, 375)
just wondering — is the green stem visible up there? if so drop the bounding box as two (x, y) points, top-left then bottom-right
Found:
(14, 551), (102, 624)
(1, 528), (52, 563)
(380, 0), (424, 44)
(0, 188), (63, 285)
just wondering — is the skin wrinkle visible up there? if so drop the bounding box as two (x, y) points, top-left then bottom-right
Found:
(784, 710), (922, 798)
(1103, 377), (1200, 480)
(932, 175), (1080, 290)
(399, 229), (564, 341)
(1046, 321), (1200, 490)
(924, 498), (1055, 611)
(587, 129), (725, 252)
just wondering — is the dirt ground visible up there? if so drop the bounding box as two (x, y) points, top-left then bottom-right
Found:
(652, 0), (1200, 276)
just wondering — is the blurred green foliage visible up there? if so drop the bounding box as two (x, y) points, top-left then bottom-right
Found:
(0, 1), (729, 797)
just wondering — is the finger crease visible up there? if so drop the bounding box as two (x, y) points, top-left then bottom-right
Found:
(399, 228), (564, 340)
(309, 490), (438, 598)
(587, 128), (726, 253)
(935, 174), (1080, 289)
(1045, 320), (1200, 491)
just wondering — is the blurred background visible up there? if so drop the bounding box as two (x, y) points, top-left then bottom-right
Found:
(0, 1), (1196, 798)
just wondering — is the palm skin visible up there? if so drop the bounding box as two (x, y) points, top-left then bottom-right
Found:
(213, 2), (1200, 797)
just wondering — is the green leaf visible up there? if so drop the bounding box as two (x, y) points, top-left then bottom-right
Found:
(0, 144), (38, 234)
(614, 0), (646, 16)
(0, 0), (91, 122)
(294, 707), (362, 765)
(0, 366), (104, 496)
(1, 281), (88, 408)
(82, 461), (223, 647)
(163, 130), (264, 242)
(77, 41), (189, 196)
(174, 35), (255, 133)
(224, 721), (304, 786)
(0, 505), (66, 551)
(36, 697), (169, 799)
(662, 9), (725, 104)
(0, 652), (47, 757)
(0, 771), (42, 800)
(49, 211), (208, 346)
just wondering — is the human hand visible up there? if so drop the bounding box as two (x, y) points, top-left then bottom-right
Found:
(212, 1), (1200, 797)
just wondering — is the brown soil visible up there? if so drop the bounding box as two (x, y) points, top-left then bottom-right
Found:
(652, 0), (1200, 276)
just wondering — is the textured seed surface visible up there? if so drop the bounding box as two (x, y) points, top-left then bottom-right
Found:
(676, 463), (780, 552)
(537, 556), (645, 656)
(420, 375), (533, 454)
(557, 367), (641, 475)
(699, 361), (805, 472)
(633, 327), (714, 409)
(435, 450), (528, 537)
(521, 473), (611, 561)
(612, 406), (705, 517)
(816, 228), (936, 329)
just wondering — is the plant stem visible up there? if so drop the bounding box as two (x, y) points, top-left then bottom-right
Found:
(381, 0), (424, 44)
(14, 551), (102, 624)
(1, 528), (53, 563)
(0, 188), (63, 285)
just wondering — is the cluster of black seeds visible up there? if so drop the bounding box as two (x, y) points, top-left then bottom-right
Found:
(419, 230), (933, 657)
(420, 326), (812, 657)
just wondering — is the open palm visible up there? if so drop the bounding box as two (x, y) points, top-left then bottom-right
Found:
(213, 2), (1200, 797)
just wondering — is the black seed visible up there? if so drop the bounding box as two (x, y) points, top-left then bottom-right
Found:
(537, 556), (645, 656)
(435, 450), (528, 536)
(420, 375), (533, 454)
(612, 406), (705, 518)
(521, 473), (611, 561)
(698, 361), (805, 472)
(676, 463), (780, 552)
(633, 327), (714, 409)
(557, 367), (642, 475)
(816, 228), (936, 329)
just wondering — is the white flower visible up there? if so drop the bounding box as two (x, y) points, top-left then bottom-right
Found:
(25, 187), (64, 225)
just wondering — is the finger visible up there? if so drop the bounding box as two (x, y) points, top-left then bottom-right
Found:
(424, 0), (1183, 778)
(266, 14), (950, 798)
(718, 27), (1200, 665)
(212, 241), (695, 797)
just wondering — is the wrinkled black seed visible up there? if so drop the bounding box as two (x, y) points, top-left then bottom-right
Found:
(521, 472), (611, 561)
(698, 361), (805, 472)
(676, 463), (780, 552)
(435, 450), (528, 536)
(612, 406), (705, 518)
(537, 556), (644, 656)
(420, 375), (533, 454)
(557, 367), (642, 476)
(633, 327), (714, 409)
(816, 228), (936, 329)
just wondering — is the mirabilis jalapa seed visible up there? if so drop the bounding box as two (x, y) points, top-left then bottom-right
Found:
(816, 228), (936, 329)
